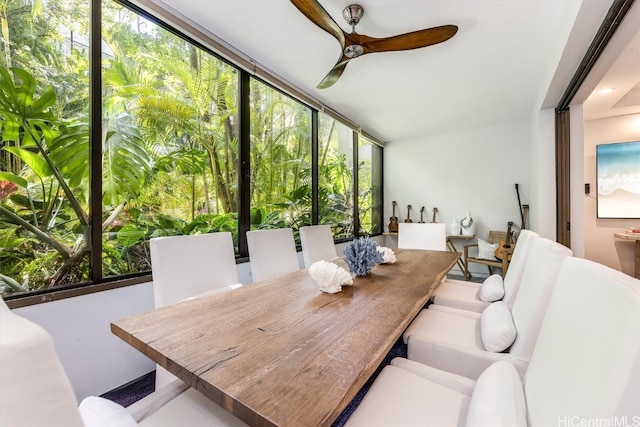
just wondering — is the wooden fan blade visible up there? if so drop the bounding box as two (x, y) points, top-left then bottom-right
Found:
(317, 58), (350, 89)
(361, 25), (458, 54)
(290, 0), (346, 48)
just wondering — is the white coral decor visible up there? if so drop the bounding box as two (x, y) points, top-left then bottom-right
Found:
(309, 260), (353, 294)
(377, 246), (397, 264)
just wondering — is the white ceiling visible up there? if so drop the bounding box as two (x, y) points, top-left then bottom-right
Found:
(142, 0), (639, 143)
(582, 17), (640, 121)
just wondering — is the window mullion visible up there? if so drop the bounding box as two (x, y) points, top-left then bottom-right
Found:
(90, 0), (103, 282)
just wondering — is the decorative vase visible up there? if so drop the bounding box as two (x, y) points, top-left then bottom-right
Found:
(449, 218), (461, 235)
(460, 212), (477, 236)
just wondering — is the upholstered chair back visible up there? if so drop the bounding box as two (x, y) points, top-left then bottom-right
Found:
(524, 258), (640, 424)
(508, 238), (573, 360)
(398, 223), (447, 251)
(501, 229), (539, 307)
(150, 232), (239, 309)
(246, 228), (300, 282)
(299, 225), (338, 268)
(0, 298), (84, 427)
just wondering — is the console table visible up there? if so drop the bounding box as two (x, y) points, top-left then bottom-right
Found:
(613, 232), (640, 279)
(446, 234), (475, 278)
(383, 232), (474, 277)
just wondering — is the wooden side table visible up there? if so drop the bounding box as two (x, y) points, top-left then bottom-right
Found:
(613, 232), (640, 279)
(447, 234), (475, 278)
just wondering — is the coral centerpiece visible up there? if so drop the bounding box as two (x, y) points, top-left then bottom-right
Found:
(343, 236), (384, 276)
(377, 246), (397, 264)
(309, 260), (353, 294)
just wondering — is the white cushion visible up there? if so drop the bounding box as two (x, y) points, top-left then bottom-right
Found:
(344, 365), (471, 427)
(476, 238), (499, 260)
(79, 396), (138, 427)
(480, 302), (516, 352)
(136, 387), (248, 426)
(478, 274), (504, 302)
(465, 361), (527, 427)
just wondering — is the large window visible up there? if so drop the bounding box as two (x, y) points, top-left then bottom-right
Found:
(318, 113), (354, 239)
(358, 136), (383, 235)
(249, 79), (311, 233)
(0, 0), (91, 294)
(0, 0), (383, 301)
(100, 4), (239, 278)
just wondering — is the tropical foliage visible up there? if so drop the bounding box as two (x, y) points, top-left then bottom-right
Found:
(0, 0), (380, 297)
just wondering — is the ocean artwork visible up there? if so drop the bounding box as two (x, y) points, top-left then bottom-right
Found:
(597, 141), (640, 218)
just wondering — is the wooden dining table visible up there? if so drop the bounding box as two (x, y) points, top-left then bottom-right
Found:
(111, 249), (459, 427)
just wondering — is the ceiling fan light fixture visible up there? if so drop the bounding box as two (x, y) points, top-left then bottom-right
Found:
(344, 44), (364, 58)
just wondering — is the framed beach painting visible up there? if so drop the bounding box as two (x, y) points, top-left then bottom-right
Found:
(596, 140), (640, 219)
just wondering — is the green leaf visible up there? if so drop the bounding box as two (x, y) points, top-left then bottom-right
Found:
(0, 172), (28, 188)
(2, 146), (53, 178)
(116, 225), (147, 248)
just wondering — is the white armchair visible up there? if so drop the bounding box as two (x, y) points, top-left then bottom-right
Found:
(431, 229), (539, 312)
(403, 237), (573, 379)
(0, 298), (247, 427)
(345, 257), (640, 426)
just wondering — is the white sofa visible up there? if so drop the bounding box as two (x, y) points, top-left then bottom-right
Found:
(403, 236), (573, 379)
(432, 229), (539, 312)
(344, 257), (640, 426)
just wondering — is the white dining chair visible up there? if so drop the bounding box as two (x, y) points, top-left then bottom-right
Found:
(397, 222), (447, 251)
(430, 229), (540, 312)
(403, 237), (573, 380)
(0, 297), (247, 427)
(246, 228), (301, 282)
(299, 224), (338, 268)
(344, 257), (640, 426)
(150, 232), (241, 389)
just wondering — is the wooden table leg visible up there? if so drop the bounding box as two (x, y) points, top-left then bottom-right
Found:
(446, 238), (468, 278)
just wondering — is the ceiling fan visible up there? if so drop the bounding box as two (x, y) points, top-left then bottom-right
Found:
(291, 0), (458, 89)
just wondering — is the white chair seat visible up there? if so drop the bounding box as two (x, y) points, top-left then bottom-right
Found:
(430, 280), (487, 311)
(135, 387), (247, 427)
(344, 358), (473, 427)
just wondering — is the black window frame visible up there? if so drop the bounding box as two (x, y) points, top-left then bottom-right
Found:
(3, 0), (384, 308)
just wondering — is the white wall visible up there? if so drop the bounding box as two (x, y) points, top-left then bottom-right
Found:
(581, 113), (640, 275)
(384, 118), (533, 277)
(530, 108), (558, 240)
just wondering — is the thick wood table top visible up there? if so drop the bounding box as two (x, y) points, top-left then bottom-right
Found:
(111, 249), (458, 427)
